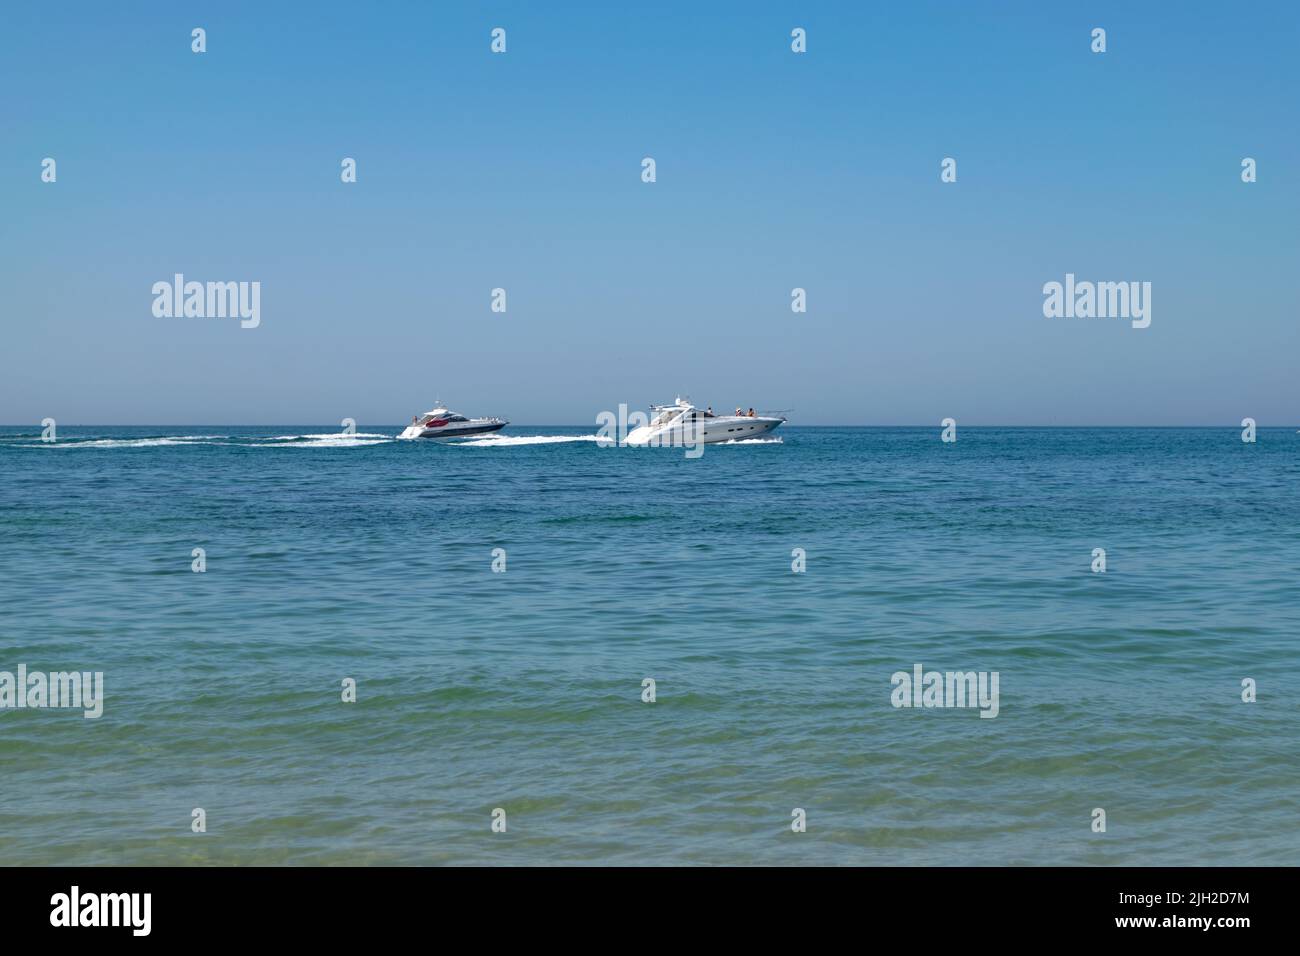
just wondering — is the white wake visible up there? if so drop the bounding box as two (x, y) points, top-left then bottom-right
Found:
(451, 434), (602, 447)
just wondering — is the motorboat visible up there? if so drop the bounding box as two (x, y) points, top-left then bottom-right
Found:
(623, 397), (785, 446)
(397, 406), (508, 440)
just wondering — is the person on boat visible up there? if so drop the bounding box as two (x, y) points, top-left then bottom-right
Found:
(735, 407), (743, 416)
(748, 407), (755, 417)
(705, 406), (714, 417)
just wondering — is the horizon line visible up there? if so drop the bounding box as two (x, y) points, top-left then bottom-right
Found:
(4, 423), (1297, 430)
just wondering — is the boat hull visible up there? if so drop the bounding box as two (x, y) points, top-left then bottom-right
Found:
(398, 420), (508, 440)
(624, 416), (783, 446)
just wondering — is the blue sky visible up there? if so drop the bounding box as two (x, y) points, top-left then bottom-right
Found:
(2, 1), (1296, 425)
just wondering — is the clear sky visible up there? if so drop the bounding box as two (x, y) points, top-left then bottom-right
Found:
(2, 1), (1296, 425)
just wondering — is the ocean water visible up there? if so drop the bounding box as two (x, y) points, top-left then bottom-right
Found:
(1, 425), (1297, 866)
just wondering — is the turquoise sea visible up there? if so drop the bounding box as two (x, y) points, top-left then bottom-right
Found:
(1, 425), (1297, 865)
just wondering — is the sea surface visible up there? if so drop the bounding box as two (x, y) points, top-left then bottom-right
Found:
(1, 425), (1297, 866)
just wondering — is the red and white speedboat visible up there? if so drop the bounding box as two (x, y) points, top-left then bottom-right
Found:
(397, 406), (508, 440)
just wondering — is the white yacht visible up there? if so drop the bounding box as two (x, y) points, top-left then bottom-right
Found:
(624, 397), (785, 446)
(397, 406), (508, 440)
